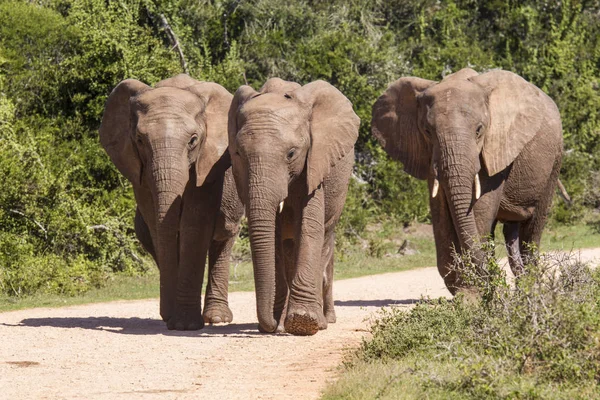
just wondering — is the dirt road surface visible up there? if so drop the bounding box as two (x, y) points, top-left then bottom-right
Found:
(2, 248), (600, 400)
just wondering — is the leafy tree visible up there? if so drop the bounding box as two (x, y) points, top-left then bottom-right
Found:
(0, 0), (599, 296)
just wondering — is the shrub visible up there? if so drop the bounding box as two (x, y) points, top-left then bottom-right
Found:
(340, 247), (600, 398)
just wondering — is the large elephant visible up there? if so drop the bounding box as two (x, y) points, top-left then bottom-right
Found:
(372, 68), (563, 294)
(228, 78), (359, 335)
(100, 74), (243, 330)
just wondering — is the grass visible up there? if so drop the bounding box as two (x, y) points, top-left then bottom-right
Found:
(0, 271), (160, 312)
(322, 358), (600, 400)
(542, 219), (600, 250)
(322, 248), (600, 399)
(2, 219), (600, 312)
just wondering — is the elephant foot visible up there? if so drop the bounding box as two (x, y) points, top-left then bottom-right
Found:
(284, 306), (326, 336)
(167, 307), (205, 331)
(160, 305), (175, 323)
(257, 322), (285, 334)
(203, 304), (233, 324)
(325, 309), (336, 324)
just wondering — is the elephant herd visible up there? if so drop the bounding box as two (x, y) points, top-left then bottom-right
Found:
(99, 68), (563, 336)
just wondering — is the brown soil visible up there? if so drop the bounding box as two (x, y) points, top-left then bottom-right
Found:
(2, 248), (599, 399)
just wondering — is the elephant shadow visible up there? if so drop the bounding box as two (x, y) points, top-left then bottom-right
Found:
(9, 317), (263, 337)
(334, 298), (437, 307)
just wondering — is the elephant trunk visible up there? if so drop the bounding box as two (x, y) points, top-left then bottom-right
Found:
(441, 146), (484, 275)
(446, 175), (480, 252)
(246, 170), (287, 333)
(149, 148), (188, 321)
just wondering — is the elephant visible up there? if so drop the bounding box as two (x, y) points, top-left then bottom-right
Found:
(372, 68), (563, 294)
(99, 74), (244, 330)
(228, 78), (360, 335)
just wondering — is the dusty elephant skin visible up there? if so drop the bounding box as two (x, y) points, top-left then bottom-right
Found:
(372, 68), (563, 294)
(99, 74), (244, 330)
(228, 78), (360, 335)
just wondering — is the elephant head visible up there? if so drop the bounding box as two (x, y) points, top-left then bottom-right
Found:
(228, 78), (359, 332)
(99, 74), (231, 320)
(372, 68), (555, 271)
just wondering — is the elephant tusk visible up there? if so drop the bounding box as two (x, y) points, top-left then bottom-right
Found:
(474, 173), (481, 200)
(431, 178), (439, 198)
(278, 201), (284, 213)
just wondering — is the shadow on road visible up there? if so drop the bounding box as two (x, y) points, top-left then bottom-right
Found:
(334, 298), (435, 307)
(6, 317), (264, 337)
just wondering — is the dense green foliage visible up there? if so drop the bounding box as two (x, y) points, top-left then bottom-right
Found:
(1, 0), (599, 296)
(324, 250), (600, 399)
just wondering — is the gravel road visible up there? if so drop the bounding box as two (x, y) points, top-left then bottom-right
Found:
(2, 248), (599, 400)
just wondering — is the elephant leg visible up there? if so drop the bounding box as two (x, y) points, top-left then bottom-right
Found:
(170, 228), (212, 331)
(203, 237), (234, 324)
(518, 156), (561, 267)
(490, 219), (498, 241)
(168, 185), (219, 331)
(322, 230), (336, 324)
(503, 222), (524, 277)
(270, 234), (291, 333)
(284, 186), (326, 336)
(204, 169), (244, 324)
(134, 207), (156, 262)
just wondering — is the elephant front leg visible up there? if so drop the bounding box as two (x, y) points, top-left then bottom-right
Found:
(270, 218), (291, 333)
(205, 174), (244, 324)
(284, 187), (326, 336)
(168, 225), (211, 331)
(168, 189), (217, 331)
(203, 238), (235, 324)
(134, 208), (156, 262)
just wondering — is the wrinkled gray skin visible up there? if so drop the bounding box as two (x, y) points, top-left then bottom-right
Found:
(229, 78), (359, 335)
(100, 74), (243, 330)
(372, 68), (563, 294)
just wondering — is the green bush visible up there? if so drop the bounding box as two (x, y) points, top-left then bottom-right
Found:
(0, 76), (149, 296)
(1, 0), (599, 297)
(330, 248), (600, 398)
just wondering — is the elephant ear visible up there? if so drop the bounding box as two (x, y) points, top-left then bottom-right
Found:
(228, 85), (259, 151)
(187, 82), (233, 186)
(157, 75), (233, 187)
(470, 70), (546, 177)
(99, 79), (150, 185)
(371, 77), (436, 180)
(295, 80), (360, 194)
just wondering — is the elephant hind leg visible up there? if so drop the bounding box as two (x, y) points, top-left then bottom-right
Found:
(203, 237), (235, 324)
(134, 208), (156, 262)
(503, 222), (524, 277)
(518, 155), (562, 268)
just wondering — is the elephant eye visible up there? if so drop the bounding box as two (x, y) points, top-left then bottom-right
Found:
(188, 135), (199, 149)
(287, 148), (296, 161)
(476, 124), (484, 137)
